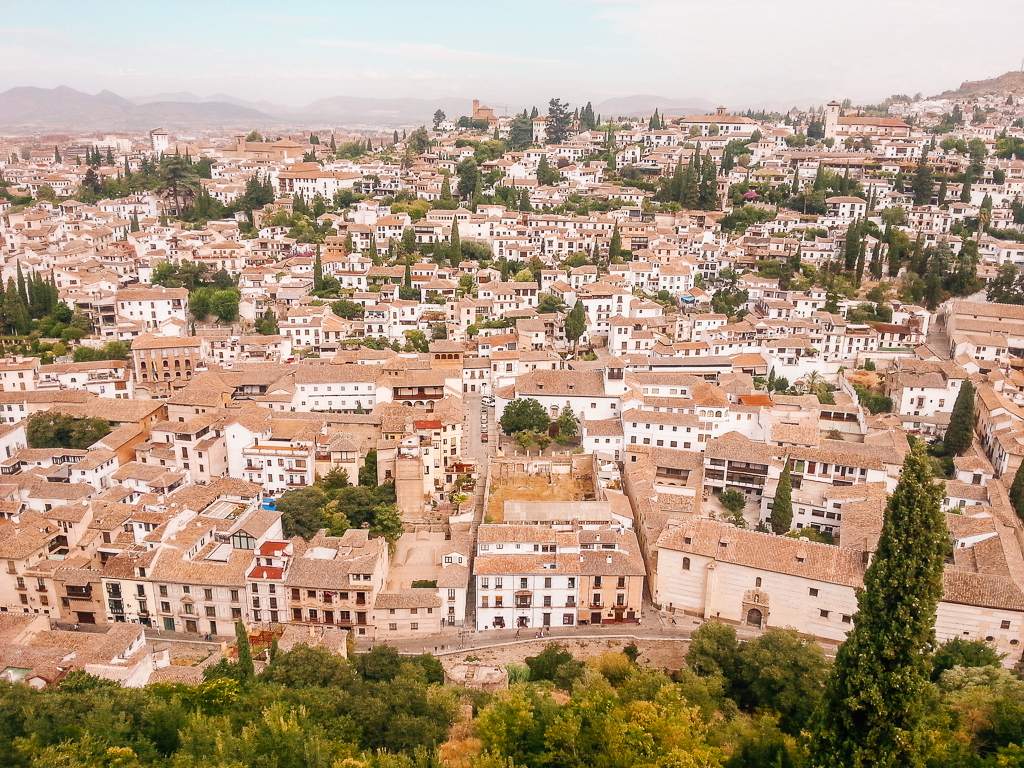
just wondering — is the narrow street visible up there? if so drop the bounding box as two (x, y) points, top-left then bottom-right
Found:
(461, 393), (494, 628)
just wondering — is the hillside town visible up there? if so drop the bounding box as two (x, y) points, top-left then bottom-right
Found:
(2, 81), (1024, 694)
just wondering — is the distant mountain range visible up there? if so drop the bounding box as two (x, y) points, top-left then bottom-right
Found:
(0, 86), (270, 131)
(0, 87), (481, 131)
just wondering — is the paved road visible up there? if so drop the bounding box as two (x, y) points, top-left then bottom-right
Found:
(462, 393), (492, 466)
(461, 393), (494, 627)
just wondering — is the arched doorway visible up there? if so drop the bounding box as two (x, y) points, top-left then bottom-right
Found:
(746, 608), (763, 628)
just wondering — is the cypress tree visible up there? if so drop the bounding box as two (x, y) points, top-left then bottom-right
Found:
(106, 146), (114, 165)
(1009, 460), (1024, 523)
(53, 146), (61, 163)
(234, 620), (254, 679)
(944, 379), (975, 456)
(16, 262), (27, 304)
(313, 244), (323, 291)
(609, 222), (622, 262)
(367, 236), (379, 266)
(3, 277), (29, 335)
(124, 155), (131, 178)
(450, 218), (462, 263)
(439, 173), (453, 204)
(130, 213), (140, 233)
(698, 152), (717, 210)
(403, 255), (412, 289)
(869, 240), (883, 280)
(809, 444), (948, 768)
(771, 460), (793, 534)
(843, 220), (860, 272)
(681, 147), (700, 208)
(854, 238), (866, 286)
(401, 226), (416, 255)
(26, 272), (37, 319)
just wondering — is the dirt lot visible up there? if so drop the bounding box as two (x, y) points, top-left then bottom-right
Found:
(486, 472), (592, 523)
(440, 636), (690, 672)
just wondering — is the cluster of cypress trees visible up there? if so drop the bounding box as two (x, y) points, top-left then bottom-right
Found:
(81, 145), (114, 166)
(657, 143), (719, 209)
(0, 263), (59, 335)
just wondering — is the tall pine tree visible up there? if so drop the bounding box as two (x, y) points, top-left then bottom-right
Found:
(810, 444), (948, 768)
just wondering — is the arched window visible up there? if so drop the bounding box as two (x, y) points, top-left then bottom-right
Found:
(682, 557), (691, 571)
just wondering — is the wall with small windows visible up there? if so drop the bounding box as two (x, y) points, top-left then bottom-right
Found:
(935, 599), (1022, 664)
(656, 547), (857, 642)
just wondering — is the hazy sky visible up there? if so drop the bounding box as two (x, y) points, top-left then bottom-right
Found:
(3, 0), (1023, 108)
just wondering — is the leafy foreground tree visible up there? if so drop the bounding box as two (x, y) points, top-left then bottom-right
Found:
(930, 637), (1002, 681)
(809, 443), (949, 768)
(564, 299), (586, 353)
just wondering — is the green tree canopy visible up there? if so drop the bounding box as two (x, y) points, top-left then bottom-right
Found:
(499, 398), (551, 435)
(26, 412), (111, 449)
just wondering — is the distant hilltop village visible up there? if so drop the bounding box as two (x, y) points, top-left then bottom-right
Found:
(1, 80), (1024, 688)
